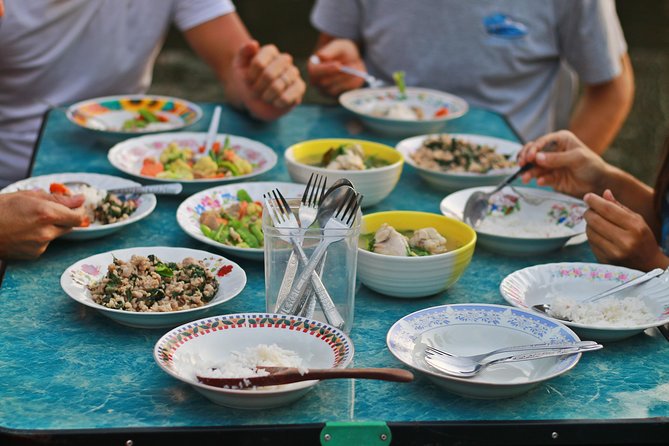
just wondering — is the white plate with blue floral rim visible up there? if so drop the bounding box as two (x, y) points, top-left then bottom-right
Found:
(61, 246), (246, 329)
(500, 262), (669, 342)
(0, 172), (157, 240)
(386, 303), (584, 399)
(440, 186), (587, 255)
(154, 313), (354, 409)
(176, 181), (305, 261)
(108, 132), (278, 195)
(339, 87), (468, 136)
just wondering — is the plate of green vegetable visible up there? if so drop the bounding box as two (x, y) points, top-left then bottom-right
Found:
(176, 182), (305, 260)
(66, 94), (202, 134)
(108, 132), (278, 194)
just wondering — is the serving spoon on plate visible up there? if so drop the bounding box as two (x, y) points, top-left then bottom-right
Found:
(197, 367), (414, 389)
(531, 267), (666, 321)
(63, 181), (182, 195)
(462, 140), (557, 227)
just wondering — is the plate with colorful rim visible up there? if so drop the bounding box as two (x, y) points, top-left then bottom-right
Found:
(61, 246), (246, 329)
(396, 133), (522, 191)
(0, 172), (157, 240)
(176, 181), (305, 261)
(66, 94), (202, 134)
(339, 87), (468, 136)
(154, 313), (354, 409)
(386, 303), (583, 399)
(500, 262), (669, 342)
(108, 132), (278, 194)
(440, 186), (587, 255)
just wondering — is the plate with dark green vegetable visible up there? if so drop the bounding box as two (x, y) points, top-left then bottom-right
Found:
(176, 182), (305, 261)
(66, 94), (202, 134)
(60, 246), (246, 329)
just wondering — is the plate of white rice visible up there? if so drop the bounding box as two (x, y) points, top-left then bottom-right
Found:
(154, 313), (354, 409)
(500, 262), (669, 341)
(440, 186), (586, 255)
(0, 172), (157, 240)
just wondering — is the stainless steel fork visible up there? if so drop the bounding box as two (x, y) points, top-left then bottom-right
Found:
(275, 174), (327, 311)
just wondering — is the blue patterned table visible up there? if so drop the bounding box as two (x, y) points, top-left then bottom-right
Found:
(1, 105), (667, 444)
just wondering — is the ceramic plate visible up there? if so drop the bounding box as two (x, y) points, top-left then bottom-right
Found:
(0, 172), (156, 240)
(108, 132), (278, 194)
(154, 313), (354, 409)
(339, 87), (468, 136)
(500, 263), (669, 342)
(176, 181), (305, 261)
(440, 186), (587, 255)
(66, 94), (202, 134)
(396, 134), (522, 191)
(61, 247), (246, 329)
(386, 304), (583, 399)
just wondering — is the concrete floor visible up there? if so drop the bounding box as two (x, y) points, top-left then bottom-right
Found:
(148, 0), (669, 185)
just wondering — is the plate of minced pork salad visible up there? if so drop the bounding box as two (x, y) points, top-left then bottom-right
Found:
(61, 247), (246, 329)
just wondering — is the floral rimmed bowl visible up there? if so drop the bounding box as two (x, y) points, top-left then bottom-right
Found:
(66, 94), (202, 134)
(396, 133), (522, 191)
(440, 186), (587, 255)
(387, 304), (584, 399)
(0, 172), (156, 240)
(500, 263), (669, 342)
(176, 181), (305, 261)
(108, 132), (278, 194)
(60, 247), (246, 329)
(339, 87), (468, 136)
(154, 313), (354, 409)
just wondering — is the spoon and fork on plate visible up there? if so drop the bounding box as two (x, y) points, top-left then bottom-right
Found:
(424, 341), (603, 378)
(463, 140), (559, 227)
(531, 267), (667, 321)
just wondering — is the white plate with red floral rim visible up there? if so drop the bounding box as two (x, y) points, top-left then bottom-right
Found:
(176, 181), (305, 261)
(154, 313), (354, 409)
(500, 262), (669, 342)
(61, 246), (246, 329)
(108, 132), (278, 194)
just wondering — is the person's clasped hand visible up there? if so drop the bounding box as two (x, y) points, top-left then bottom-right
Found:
(307, 38), (366, 97)
(234, 40), (306, 120)
(0, 190), (87, 260)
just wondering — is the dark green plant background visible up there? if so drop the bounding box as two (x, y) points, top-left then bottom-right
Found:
(149, 0), (669, 185)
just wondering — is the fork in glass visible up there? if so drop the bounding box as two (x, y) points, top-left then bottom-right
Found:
(268, 188), (361, 329)
(264, 188), (346, 328)
(274, 174), (327, 313)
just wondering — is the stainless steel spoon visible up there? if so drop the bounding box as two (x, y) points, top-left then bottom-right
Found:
(309, 55), (386, 88)
(463, 140), (557, 227)
(532, 267), (666, 321)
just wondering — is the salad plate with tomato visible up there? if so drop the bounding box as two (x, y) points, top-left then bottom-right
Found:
(108, 132), (278, 194)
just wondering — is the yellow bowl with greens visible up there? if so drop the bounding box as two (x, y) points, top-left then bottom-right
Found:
(358, 211), (476, 298)
(284, 138), (403, 207)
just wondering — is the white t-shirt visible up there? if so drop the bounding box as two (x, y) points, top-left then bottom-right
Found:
(0, 0), (235, 187)
(311, 0), (627, 143)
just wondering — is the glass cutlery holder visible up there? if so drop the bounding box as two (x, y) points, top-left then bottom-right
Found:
(263, 199), (360, 333)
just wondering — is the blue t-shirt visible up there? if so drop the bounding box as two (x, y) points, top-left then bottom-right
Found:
(662, 191), (669, 255)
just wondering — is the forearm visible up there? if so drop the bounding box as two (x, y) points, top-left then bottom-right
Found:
(569, 54), (634, 154)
